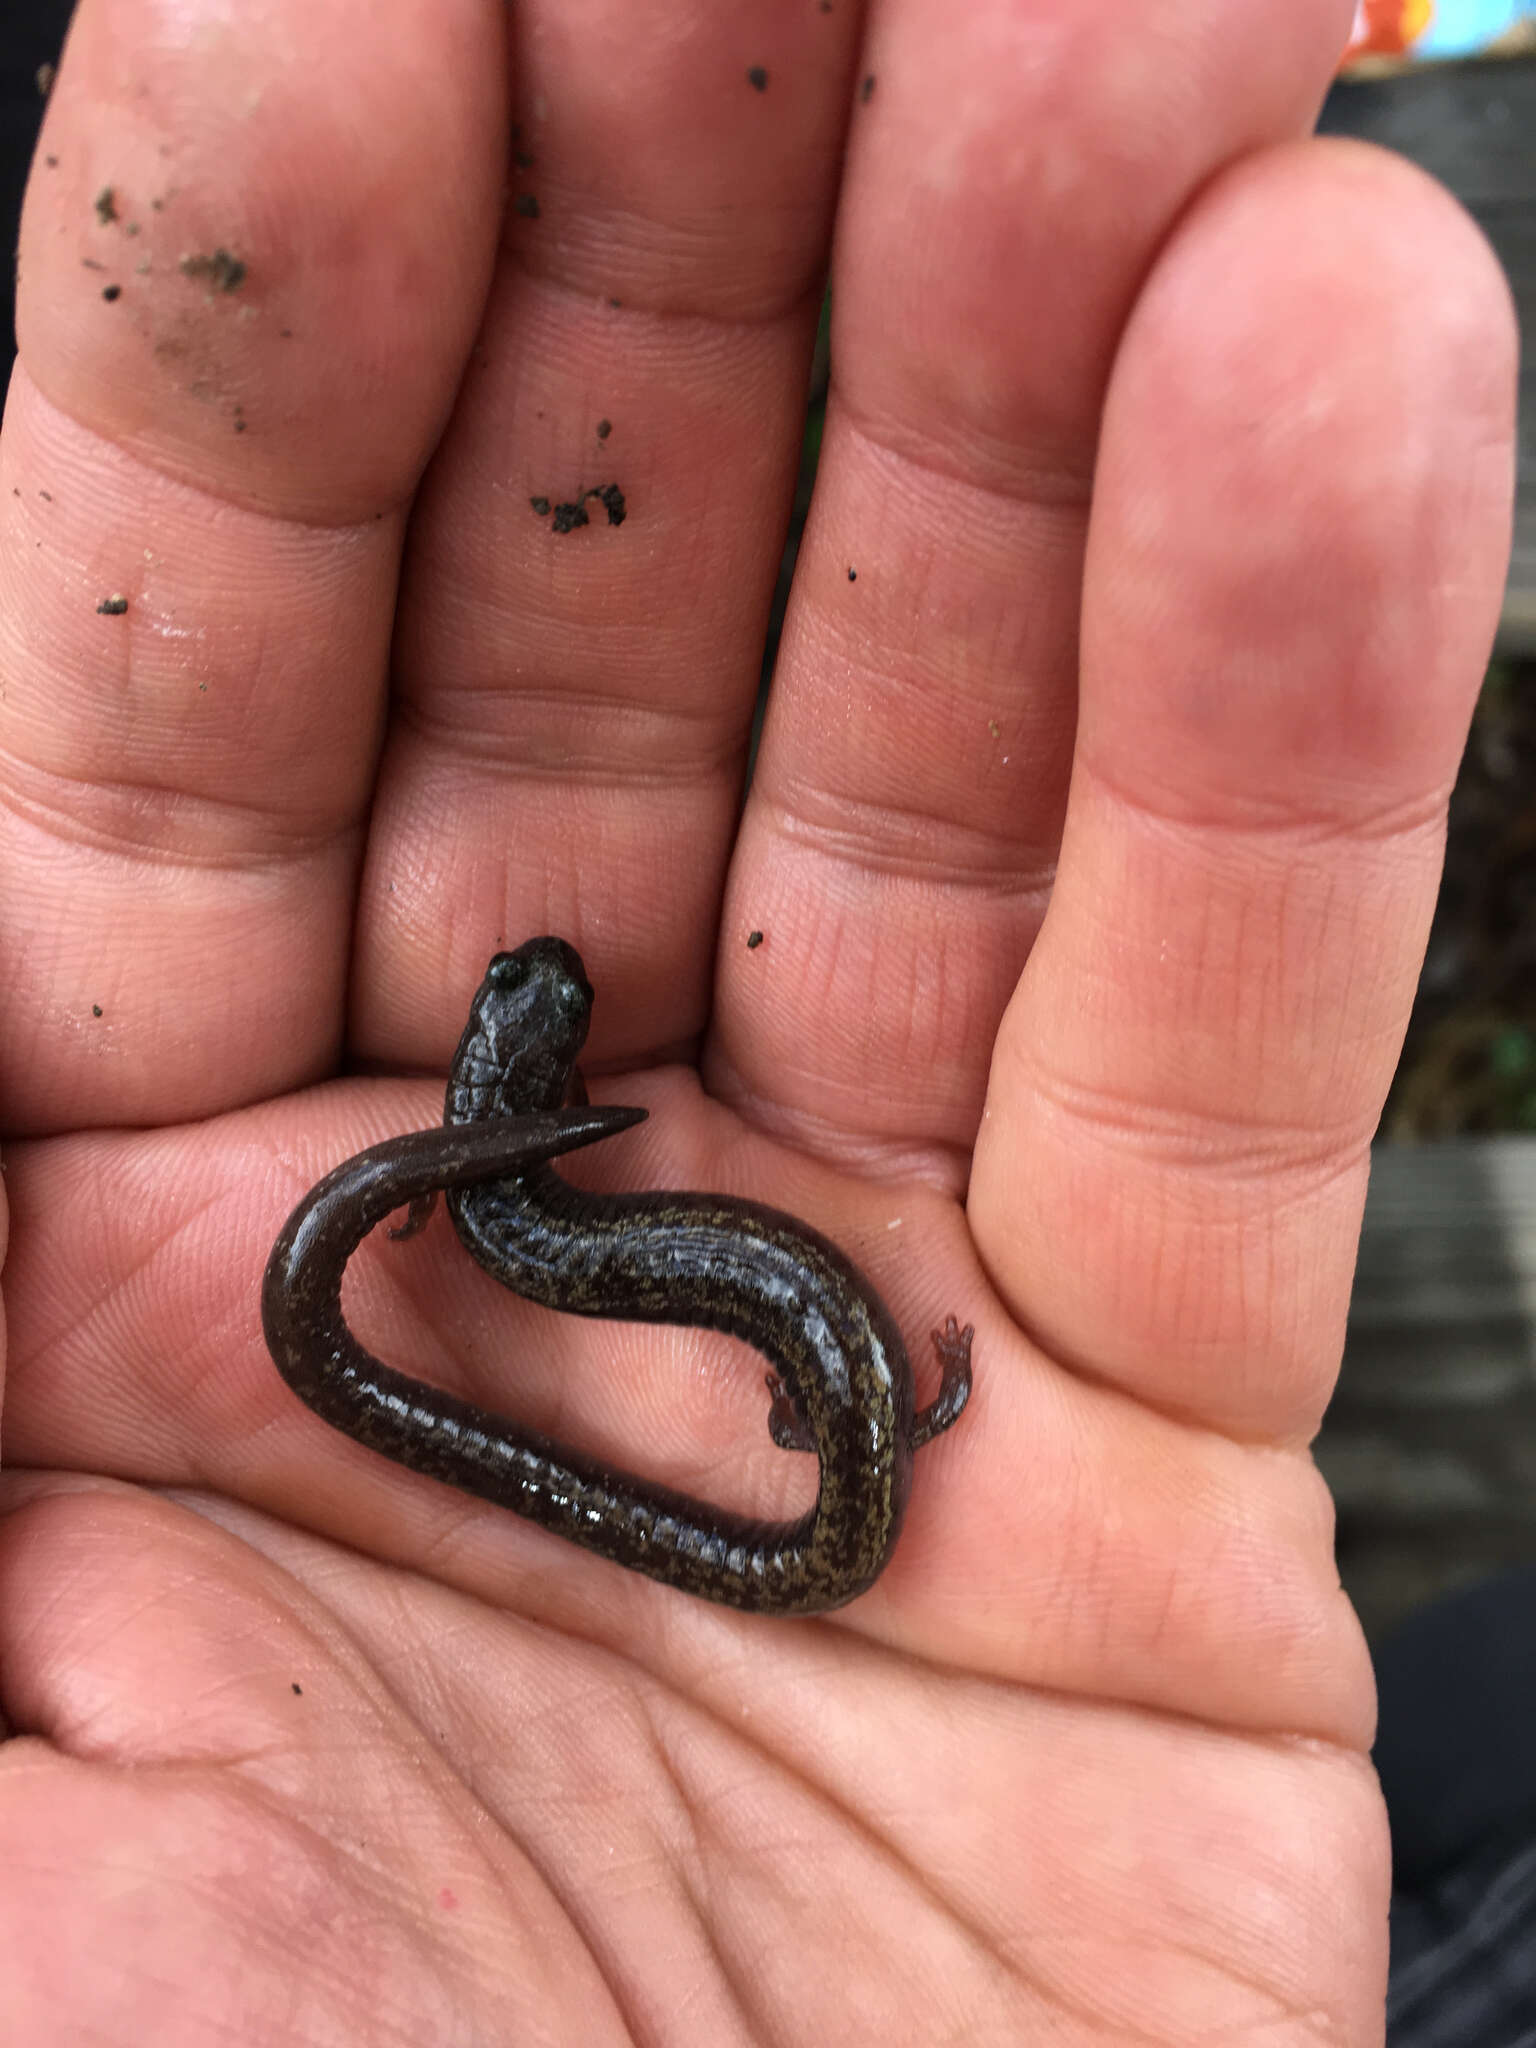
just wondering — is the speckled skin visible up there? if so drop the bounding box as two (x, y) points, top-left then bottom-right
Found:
(262, 939), (971, 1614)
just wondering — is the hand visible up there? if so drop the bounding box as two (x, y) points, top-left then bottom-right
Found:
(0, 0), (1514, 2038)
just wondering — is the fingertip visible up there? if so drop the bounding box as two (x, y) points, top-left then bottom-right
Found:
(16, 0), (510, 520)
(1087, 132), (1517, 812)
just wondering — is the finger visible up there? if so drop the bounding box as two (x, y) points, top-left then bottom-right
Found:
(707, 0), (1353, 1166)
(352, 1), (867, 1073)
(971, 141), (1517, 1440)
(0, 0), (507, 1133)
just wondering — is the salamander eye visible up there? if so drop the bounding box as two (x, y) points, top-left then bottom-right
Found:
(485, 952), (524, 988)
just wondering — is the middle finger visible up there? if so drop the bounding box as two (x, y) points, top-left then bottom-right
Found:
(353, 0), (870, 1073)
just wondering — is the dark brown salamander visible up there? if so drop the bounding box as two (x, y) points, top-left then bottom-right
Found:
(262, 938), (971, 1613)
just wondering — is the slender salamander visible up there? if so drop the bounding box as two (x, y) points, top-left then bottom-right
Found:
(262, 938), (972, 1613)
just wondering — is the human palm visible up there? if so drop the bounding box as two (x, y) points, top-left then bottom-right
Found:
(0, 0), (1515, 2040)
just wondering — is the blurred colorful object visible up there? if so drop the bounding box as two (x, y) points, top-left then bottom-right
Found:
(1343, 0), (1535, 61)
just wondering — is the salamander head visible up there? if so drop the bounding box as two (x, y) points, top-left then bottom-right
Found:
(447, 937), (594, 1123)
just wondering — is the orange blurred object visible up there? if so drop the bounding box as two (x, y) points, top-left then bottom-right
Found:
(1344, 0), (1434, 58)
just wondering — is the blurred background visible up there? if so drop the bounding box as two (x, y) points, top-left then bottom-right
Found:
(3, 2), (1534, 1650)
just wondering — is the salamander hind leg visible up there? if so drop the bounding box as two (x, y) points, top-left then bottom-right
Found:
(911, 1316), (973, 1449)
(764, 1371), (817, 1452)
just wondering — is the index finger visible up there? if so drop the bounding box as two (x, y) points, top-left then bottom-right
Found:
(0, 0), (507, 1135)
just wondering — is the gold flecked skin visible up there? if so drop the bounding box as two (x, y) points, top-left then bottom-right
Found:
(262, 940), (969, 1613)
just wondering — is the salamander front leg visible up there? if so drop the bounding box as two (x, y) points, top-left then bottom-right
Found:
(389, 1191), (438, 1241)
(764, 1371), (816, 1452)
